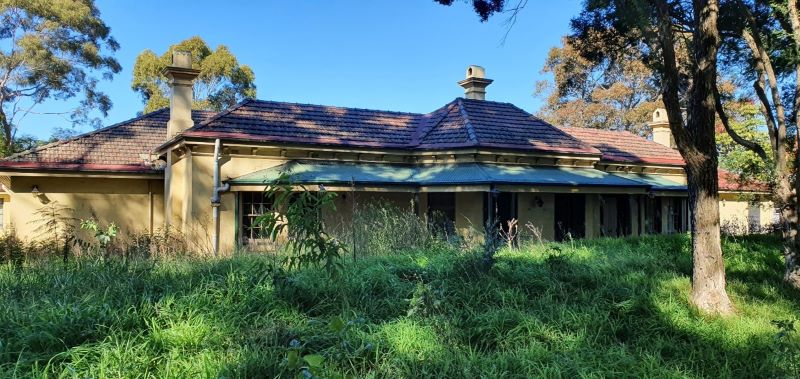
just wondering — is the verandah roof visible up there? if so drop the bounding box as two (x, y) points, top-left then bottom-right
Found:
(227, 160), (680, 190)
(611, 173), (687, 192)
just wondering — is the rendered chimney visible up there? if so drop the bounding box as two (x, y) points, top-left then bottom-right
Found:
(163, 52), (200, 138)
(458, 65), (493, 100)
(648, 108), (676, 148)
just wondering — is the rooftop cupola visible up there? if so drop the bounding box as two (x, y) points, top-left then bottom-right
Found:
(458, 65), (493, 100)
(163, 51), (200, 138)
(649, 107), (676, 149)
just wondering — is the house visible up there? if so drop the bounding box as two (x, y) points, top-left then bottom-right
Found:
(0, 53), (772, 253)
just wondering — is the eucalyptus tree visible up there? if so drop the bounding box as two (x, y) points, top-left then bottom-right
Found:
(436, 0), (735, 314)
(714, 0), (800, 288)
(131, 36), (256, 113)
(0, 0), (121, 155)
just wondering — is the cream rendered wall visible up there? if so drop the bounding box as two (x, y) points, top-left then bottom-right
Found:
(185, 153), (287, 253)
(517, 193), (555, 241)
(0, 192), (10, 234)
(7, 176), (163, 241)
(719, 194), (776, 234)
(455, 192), (483, 237)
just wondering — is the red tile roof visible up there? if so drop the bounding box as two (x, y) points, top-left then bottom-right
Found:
(718, 169), (770, 193)
(183, 98), (600, 155)
(557, 126), (685, 166)
(0, 109), (214, 173)
(183, 99), (420, 148)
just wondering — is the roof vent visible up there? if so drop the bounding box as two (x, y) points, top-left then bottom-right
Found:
(458, 65), (493, 100)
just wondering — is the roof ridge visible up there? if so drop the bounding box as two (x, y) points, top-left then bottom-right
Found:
(246, 98), (424, 117)
(410, 99), (458, 146)
(456, 98), (479, 145)
(3, 108), (170, 161)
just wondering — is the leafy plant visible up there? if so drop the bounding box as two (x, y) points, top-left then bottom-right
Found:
(80, 219), (119, 260)
(256, 174), (346, 274)
(29, 202), (77, 261)
(772, 319), (800, 378)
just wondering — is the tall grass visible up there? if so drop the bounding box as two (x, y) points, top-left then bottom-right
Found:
(1, 234), (798, 377)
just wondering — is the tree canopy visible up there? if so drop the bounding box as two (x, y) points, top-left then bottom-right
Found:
(535, 37), (660, 135)
(131, 36), (256, 114)
(0, 0), (121, 156)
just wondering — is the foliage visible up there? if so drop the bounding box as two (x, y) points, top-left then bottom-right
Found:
(131, 36), (256, 113)
(535, 36), (661, 135)
(0, 235), (797, 377)
(256, 175), (346, 274)
(432, 0), (510, 22)
(79, 219), (119, 260)
(329, 201), (449, 258)
(717, 100), (773, 183)
(0, 0), (121, 155)
(28, 201), (76, 259)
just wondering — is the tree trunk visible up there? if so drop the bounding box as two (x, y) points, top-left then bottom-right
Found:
(686, 155), (734, 314)
(656, 0), (734, 314)
(0, 108), (12, 156)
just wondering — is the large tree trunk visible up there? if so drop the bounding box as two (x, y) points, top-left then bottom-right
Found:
(657, 0), (734, 314)
(685, 151), (733, 313)
(784, 0), (800, 288)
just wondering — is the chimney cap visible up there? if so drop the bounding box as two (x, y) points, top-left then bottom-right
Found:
(465, 65), (486, 79)
(162, 51), (200, 80)
(458, 65), (493, 100)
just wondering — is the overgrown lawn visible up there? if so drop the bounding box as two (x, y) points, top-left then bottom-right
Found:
(1, 235), (798, 378)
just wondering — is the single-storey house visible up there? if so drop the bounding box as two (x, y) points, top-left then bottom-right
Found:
(0, 53), (773, 253)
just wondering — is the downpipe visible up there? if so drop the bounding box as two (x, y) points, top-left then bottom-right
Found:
(211, 139), (231, 256)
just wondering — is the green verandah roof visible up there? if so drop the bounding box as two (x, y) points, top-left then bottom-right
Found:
(611, 173), (687, 191)
(228, 160), (664, 189)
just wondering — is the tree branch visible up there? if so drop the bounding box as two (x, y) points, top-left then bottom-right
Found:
(714, 84), (768, 161)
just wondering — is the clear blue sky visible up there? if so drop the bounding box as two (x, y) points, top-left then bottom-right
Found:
(21, 0), (582, 139)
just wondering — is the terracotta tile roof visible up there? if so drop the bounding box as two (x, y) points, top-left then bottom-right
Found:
(718, 169), (770, 193)
(183, 98), (600, 155)
(557, 126), (685, 166)
(183, 100), (420, 148)
(414, 99), (599, 154)
(0, 109), (214, 173)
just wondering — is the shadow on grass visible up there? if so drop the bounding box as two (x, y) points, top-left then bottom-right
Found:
(1, 234), (798, 377)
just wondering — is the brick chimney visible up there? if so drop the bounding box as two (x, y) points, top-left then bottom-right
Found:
(163, 52), (200, 138)
(649, 107), (676, 148)
(458, 65), (493, 100)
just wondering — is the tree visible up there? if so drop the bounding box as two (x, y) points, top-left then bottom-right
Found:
(535, 37), (661, 135)
(131, 36), (256, 113)
(440, 0), (735, 314)
(0, 0), (121, 156)
(713, 0), (800, 288)
(715, 99), (772, 183)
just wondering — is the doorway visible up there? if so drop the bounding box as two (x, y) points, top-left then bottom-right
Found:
(554, 193), (586, 241)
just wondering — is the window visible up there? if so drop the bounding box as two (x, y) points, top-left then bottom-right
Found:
(240, 192), (273, 243)
(667, 197), (688, 233)
(428, 193), (456, 235)
(0, 199), (4, 231)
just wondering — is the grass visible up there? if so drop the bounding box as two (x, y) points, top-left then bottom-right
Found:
(0, 234), (798, 378)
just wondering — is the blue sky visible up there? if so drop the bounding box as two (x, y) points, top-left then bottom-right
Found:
(21, 0), (582, 139)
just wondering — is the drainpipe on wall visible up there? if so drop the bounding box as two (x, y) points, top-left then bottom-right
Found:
(211, 139), (231, 256)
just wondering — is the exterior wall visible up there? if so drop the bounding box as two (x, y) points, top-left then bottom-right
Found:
(6, 176), (163, 241)
(455, 192), (483, 237)
(0, 192), (9, 233)
(517, 193), (555, 241)
(719, 193), (775, 234)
